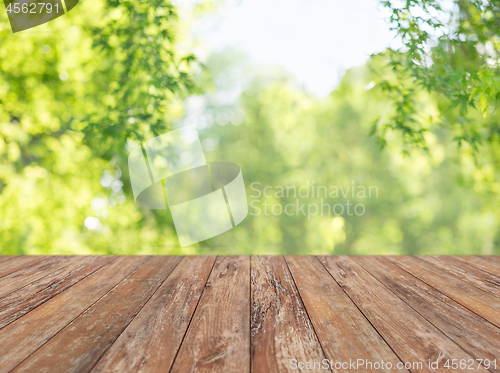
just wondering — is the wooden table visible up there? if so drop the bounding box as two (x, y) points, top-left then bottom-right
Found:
(0, 255), (499, 372)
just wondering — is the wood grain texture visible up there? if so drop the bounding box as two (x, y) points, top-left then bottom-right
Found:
(485, 256), (500, 263)
(91, 256), (215, 373)
(0, 256), (48, 279)
(0, 256), (78, 298)
(170, 256), (250, 373)
(0, 256), (147, 373)
(0, 256), (113, 329)
(1, 255), (499, 373)
(286, 256), (405, 373)
(12, 256), (182, 373)
(251, 256), (326, 373)
(354, 256), (500, 372)
(388, 256), (500, 328)
(319, 256), (484, 373)
(417, 256), (500, 299)
(0, 256), (17, 265)
(454, 255), (500, 278)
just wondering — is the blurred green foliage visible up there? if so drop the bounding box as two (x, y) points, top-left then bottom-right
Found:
(376, 0), (500, 153)
(0, 0), (499, 255)
(0, 0), (196, 254)
(202, 48), (499, 255)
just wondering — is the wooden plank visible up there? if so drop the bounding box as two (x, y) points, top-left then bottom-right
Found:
(91, 256), (215, 373)
(0, 256), (48, 279)
(0, 256), (147, 373)
(251, 256), (326, 373)
(353, 256), (500, 372)
(0, 256), (79, 298)
(286, 256), (405, 373)
(12, 256), (182, 373)
(483, 256), (500, 263)
(319, 256), (484, 373)
(388, 256), (500, 328)
(170, 256), (250, 373)
(454, 256), (500, 278)
(0, 256), (17, 266)
(0, 256), (114, 329)
(417, 256), (500, 300)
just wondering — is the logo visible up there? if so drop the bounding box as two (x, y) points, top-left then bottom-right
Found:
(128, 126), (248, 246)
(4, 0), (79, 33)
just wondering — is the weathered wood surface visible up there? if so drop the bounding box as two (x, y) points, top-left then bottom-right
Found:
(286, 256), (405, 373)
(12, 256), (182, 373)
(0, 256), (17, 266)
(251, 256), (325, 373)
(0, 256), (146, 373)
(0, 256), (46, 279)
(417, 256), (500, 299)
(454, 255), (500, 277)
(387, 256), (500, 328)
(319, 256), (484, 373)
(170, 256), (250, 373)
(0, 256), (113, 329)
(0, 255), (499, 373)
(0, 256), (78, 298)
(353, 256), (500, 372)
(92, 256), (215, 373)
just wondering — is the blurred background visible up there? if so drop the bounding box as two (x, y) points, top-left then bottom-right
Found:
(1, 0), (500, 255)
